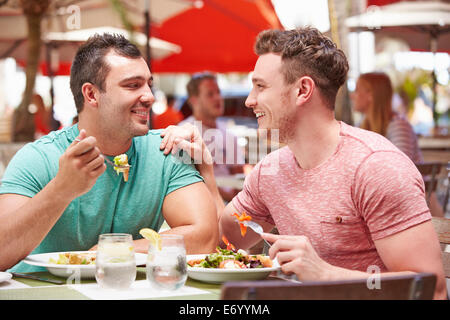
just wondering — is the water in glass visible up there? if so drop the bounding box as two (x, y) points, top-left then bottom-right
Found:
(146, 234), (187, 290)
(95, 233), (136, 289)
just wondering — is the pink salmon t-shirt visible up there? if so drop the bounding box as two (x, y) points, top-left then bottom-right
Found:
(232, 122), (431, 272)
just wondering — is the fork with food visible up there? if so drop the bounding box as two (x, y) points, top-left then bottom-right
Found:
(74, 137), (131, 182)
(232, 212), (271, 248)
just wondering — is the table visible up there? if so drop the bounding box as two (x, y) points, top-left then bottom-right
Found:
(418, 136), (450, 150)
(0, 268), (221, 300)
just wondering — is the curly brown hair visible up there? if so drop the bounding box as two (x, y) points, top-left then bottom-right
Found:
(254, 27), (349, 109)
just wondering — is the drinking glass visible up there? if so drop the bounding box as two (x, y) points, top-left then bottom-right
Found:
(95, 233), (136, 289)
(146, 234), (187, 290)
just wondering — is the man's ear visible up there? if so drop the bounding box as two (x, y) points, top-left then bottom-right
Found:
(81, 82), (99, 108)
(295, 76), (315, 106)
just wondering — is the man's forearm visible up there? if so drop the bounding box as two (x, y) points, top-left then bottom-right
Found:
(195, 146), (225, 217)
(0, 179), (74, 270)
(162, 225), (218, 254)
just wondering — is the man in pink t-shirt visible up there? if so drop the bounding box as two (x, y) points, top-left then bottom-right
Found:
(232, 122), (430, 273)
(160, 27), (446, 299)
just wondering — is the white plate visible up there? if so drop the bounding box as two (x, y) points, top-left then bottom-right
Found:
(23, 251), (147, 279)
(0, 272), (12, 283)
(186, 254), (280, 284)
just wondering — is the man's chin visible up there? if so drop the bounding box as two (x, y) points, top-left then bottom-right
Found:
(133, 123), (150, 136)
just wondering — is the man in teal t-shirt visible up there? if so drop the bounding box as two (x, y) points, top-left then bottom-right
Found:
(0, 34), (218, 272)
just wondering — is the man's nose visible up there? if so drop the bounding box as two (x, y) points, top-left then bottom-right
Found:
(141, 85), (155, 105)
(245, 91), (256, 109)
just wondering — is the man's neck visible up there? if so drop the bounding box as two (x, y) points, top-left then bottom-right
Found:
(192, 111), (217, 128)
(287, 115), (341, 170)
(77, 121), (132, 156)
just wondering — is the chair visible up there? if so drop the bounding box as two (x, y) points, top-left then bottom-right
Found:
(220, 273), (436, 300)
(415, 162), (443, 204)
(432, 217), (450, 278)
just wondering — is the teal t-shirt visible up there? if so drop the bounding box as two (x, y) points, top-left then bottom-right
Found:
(0, 124), (203, 272)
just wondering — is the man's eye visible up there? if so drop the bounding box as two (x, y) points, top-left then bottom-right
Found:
(127, 83), (140, 88)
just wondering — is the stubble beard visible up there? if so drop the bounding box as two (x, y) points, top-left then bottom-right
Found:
(278, 112), (297, 144)
(99, 100), (147, 141)
(277, 91), (298, 144)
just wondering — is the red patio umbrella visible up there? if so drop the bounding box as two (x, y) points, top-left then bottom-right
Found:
(151, 0), (283, 73)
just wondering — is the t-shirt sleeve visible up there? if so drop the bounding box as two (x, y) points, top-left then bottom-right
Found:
(164, 151), (204, 196)
(232, 160), (274, 224)
(353, 150), (431, 241)
(0, 143), (54, 198)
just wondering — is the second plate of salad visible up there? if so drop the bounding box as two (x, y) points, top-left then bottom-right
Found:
(186, 247), (280, 284)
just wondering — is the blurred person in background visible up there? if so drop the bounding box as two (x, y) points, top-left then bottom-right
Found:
(179, 72), (245, 202)
(152, 94), (183, 129)
(352, 72), (444, 217)
(30, 94), (51, 139)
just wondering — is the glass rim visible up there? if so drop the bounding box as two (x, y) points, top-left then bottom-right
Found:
(98, 233), (132, 239)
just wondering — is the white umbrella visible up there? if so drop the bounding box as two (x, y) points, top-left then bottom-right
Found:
(345, 1), (450, 128)
(0, 0), (193, 40)
(345, 1), (450, 52)
(44, 27), (181, 59)
(0, 27), (181, 63)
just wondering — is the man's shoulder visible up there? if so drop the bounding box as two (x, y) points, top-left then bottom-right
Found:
(134, 129), (164, 154)
(340, 122), (399, 153)
(134, 130), (196, 168)
(17, 126), (75, 157)
(252, 146), (292, 176)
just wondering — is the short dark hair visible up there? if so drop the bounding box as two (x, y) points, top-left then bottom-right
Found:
(186, 72), (217, 98)
(254, 27), (349, 108)
(70, 33), (142, 113)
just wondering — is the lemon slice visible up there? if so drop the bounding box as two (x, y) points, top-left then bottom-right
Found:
(139, 228), (161, 251)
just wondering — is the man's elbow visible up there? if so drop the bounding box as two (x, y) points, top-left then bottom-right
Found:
(199, 224), (219, 253)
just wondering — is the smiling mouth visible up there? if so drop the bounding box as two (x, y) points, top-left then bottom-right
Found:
(131, 110), (149, 118)
(255, 112), (265, 119)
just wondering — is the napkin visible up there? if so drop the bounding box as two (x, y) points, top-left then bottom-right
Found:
(70, 280), (209, 300)
(0, 280), (30, 290)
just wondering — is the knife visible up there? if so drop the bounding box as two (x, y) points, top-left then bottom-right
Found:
(11, 272), (65, 285)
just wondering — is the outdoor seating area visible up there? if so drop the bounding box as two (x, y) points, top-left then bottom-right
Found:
(0, 0), (449, 307)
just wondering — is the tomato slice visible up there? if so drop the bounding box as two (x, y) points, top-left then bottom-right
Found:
(232, 212), (252, 222)
(232, 212), (252, 237)
(239, 223), (247, 237)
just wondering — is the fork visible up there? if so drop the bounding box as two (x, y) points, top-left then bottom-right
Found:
(239, 220), (272, 248)
(74, 138), (131, 169)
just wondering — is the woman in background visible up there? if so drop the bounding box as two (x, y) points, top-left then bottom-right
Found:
(352, 72), (444, 217)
